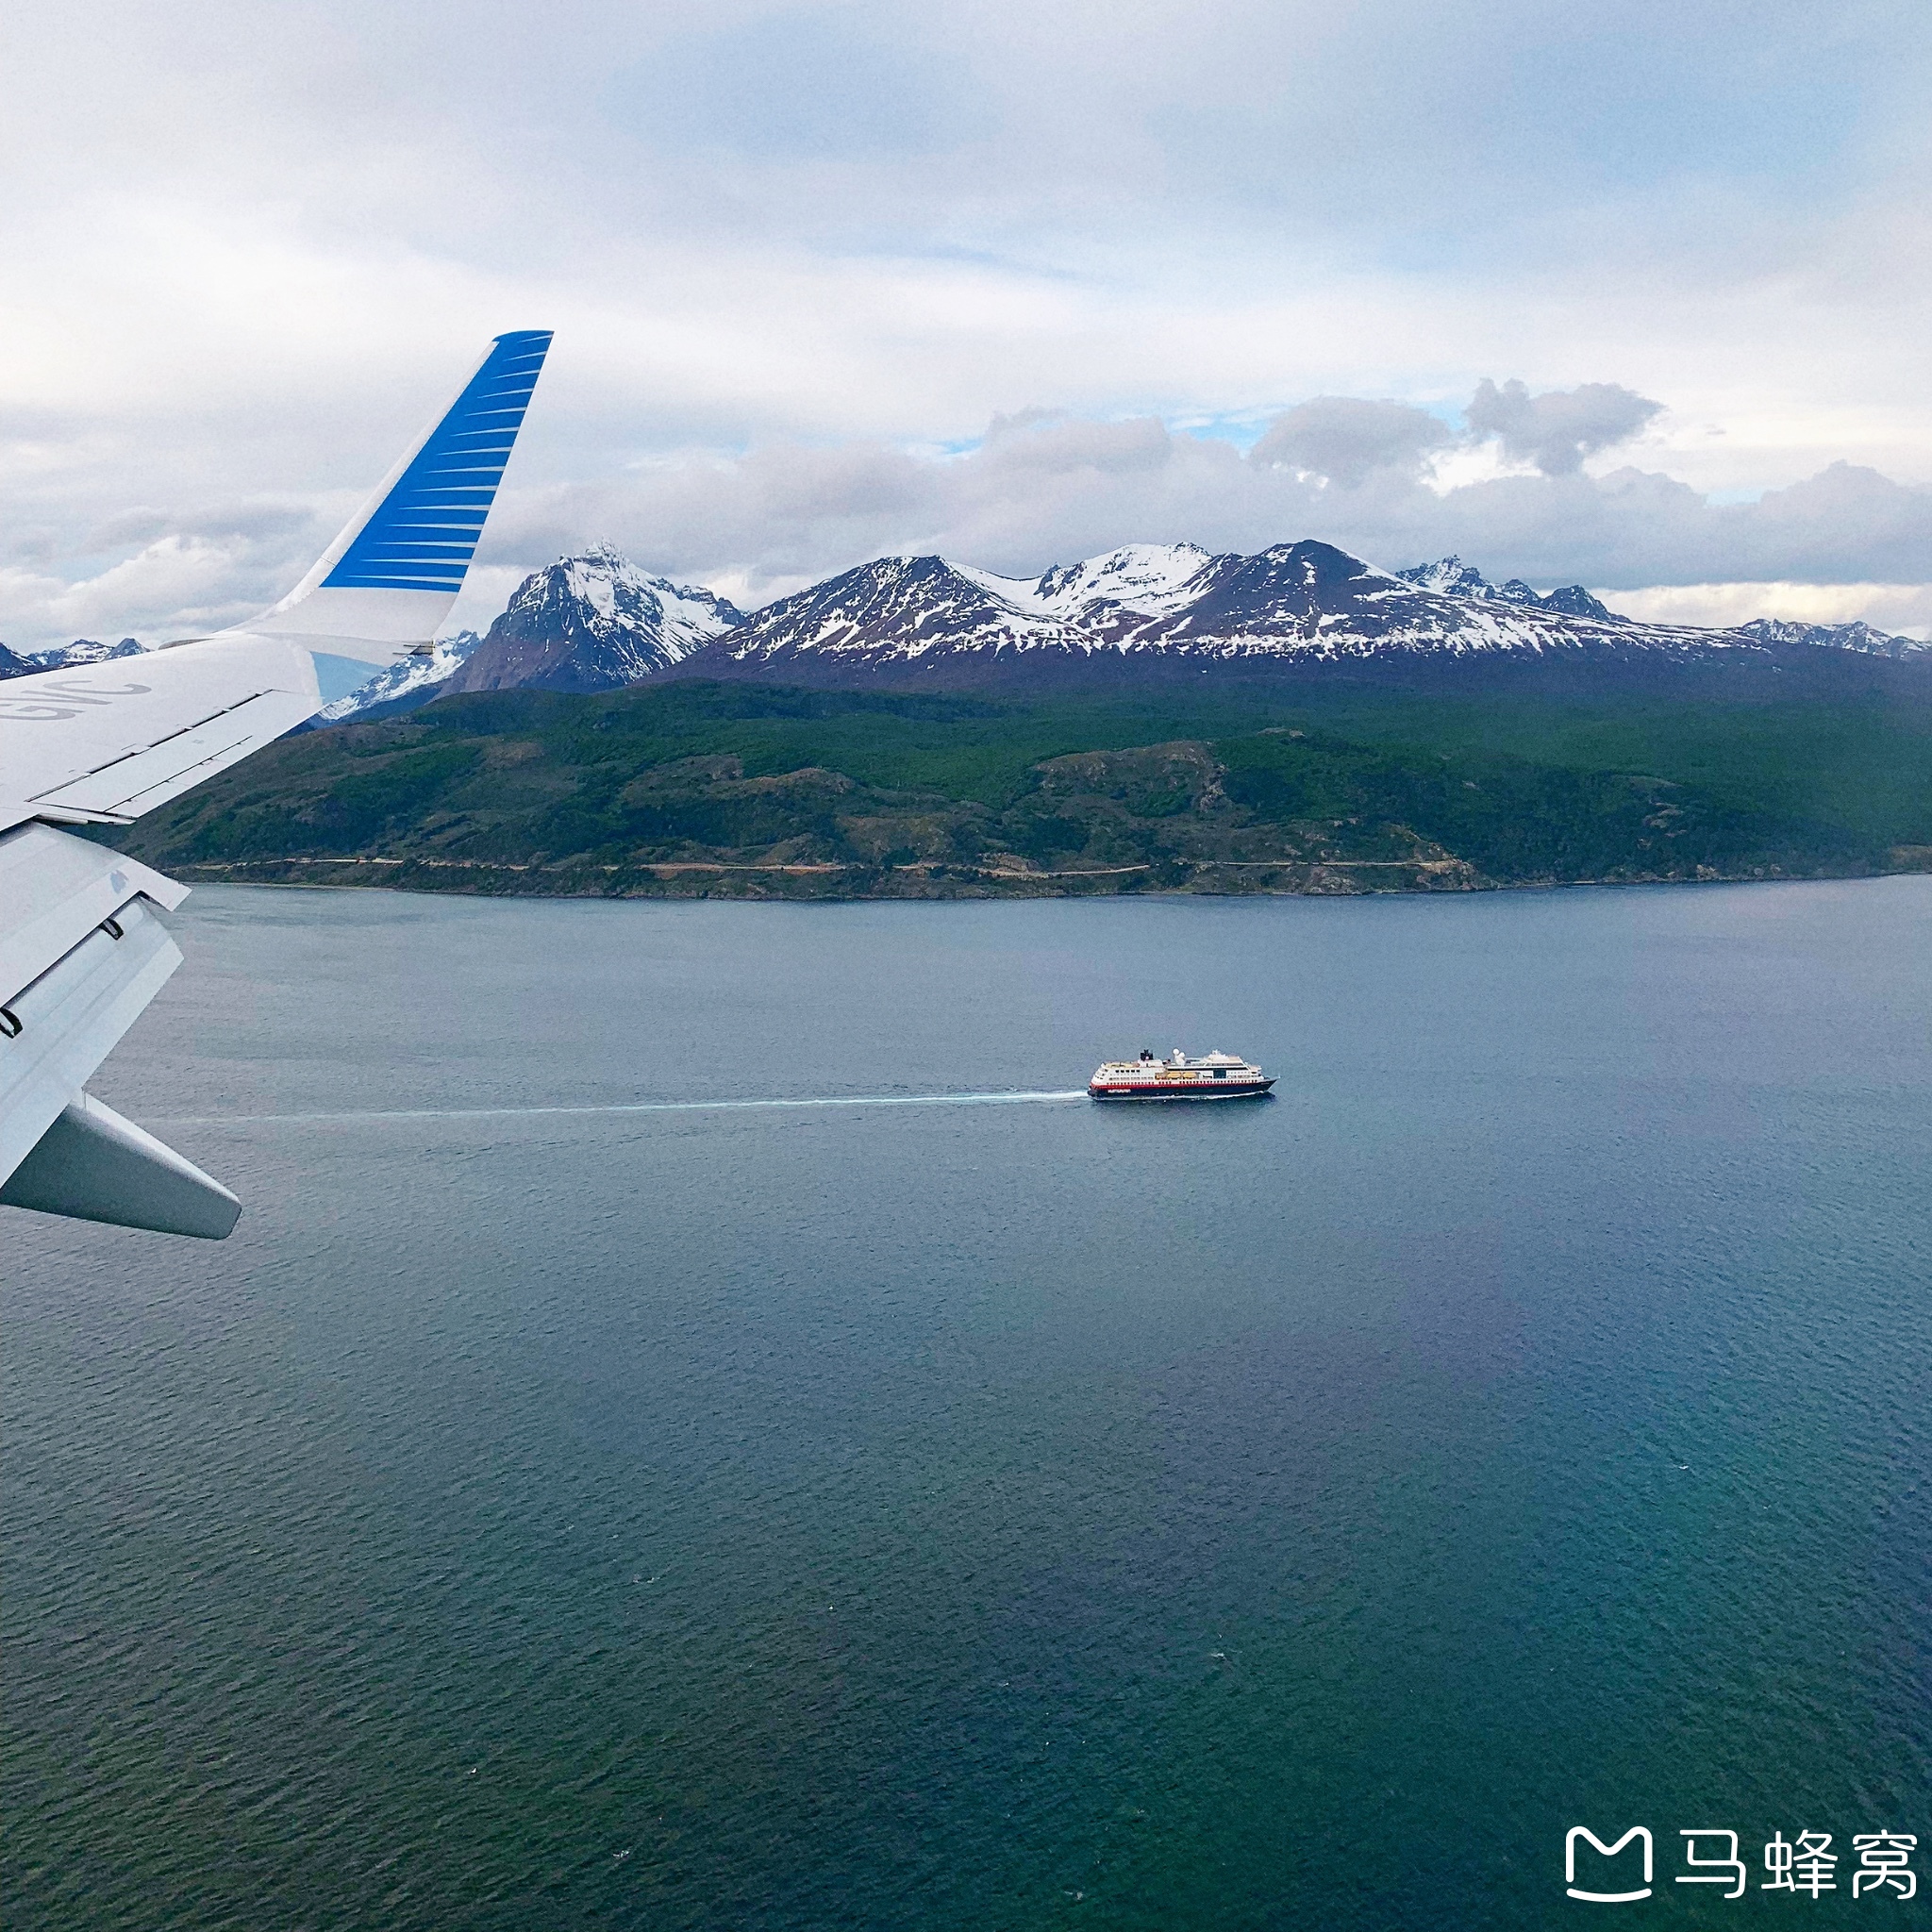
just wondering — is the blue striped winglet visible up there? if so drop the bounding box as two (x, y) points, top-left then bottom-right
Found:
(323, 331), (553, 592)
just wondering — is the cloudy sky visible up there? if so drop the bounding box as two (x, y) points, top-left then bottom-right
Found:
(3, 0), (1928, 649)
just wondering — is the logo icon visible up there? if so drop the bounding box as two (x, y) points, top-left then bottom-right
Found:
(1566, 1826), (1654, 1903)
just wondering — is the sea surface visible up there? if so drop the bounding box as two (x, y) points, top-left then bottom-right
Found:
(5, 881), (1929, 1929)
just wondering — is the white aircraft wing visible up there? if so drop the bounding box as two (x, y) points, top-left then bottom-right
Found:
(0, 329), (552, 1239)
(0, 639), (323, 835)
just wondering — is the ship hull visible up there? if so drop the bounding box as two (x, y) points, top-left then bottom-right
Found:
(1088, 1079), (1274, 1102)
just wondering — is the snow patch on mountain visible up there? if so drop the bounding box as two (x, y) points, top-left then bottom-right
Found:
(1397, 557), (1491, 599)
(314, 631), (482, 724)
(1025, 542), (1214, 618)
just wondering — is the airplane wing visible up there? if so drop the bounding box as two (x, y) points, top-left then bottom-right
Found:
(0, 640), (325, 836)
(0, 329), (552, 1239)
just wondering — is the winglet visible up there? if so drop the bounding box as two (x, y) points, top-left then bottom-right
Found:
(230, 329), (553, 660)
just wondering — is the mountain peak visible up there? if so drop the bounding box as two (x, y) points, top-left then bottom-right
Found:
(1399, 557), (1622, 624)
(1539, 584), (1620, 622)
(443, 548), (745, 695)
(25, 635), (148, 669)
(1397, 555), (1491, 598)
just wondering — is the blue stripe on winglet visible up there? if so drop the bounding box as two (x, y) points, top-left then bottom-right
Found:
(322, 330), (552, 592)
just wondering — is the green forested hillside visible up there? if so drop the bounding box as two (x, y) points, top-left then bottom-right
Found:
(116, 678), (1932, 898)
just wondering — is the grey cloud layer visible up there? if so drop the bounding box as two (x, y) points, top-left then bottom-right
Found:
(5, 372), (1926, 652)
(1248, 382), (1665, 486)
(499, 397), (1932, 605)
(1249, 400), (1454, 489)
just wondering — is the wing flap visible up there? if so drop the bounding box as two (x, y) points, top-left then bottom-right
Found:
(0, 828), (239, 1233)
(0, 895), (182, 1184)
(0, 824), (186, 1008)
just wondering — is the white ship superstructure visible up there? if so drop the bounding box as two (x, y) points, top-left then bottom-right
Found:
(1089, 1048), (1274, 1101)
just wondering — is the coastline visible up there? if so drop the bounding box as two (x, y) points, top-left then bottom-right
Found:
(154, 848), (1931, 901)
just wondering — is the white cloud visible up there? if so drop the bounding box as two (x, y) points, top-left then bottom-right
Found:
(1604, 582), (1932, 640)
(0, 535), (279, 647)
(2, 2), (1929, 646)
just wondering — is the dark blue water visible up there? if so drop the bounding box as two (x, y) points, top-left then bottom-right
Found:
(6, 882), (1929, 1928)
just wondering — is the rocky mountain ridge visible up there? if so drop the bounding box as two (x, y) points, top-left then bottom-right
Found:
(1394, 556), (1624, 623)
(0, 635), (144, 678)
(5, 541), (1922, 721)
(28, 635), (147, 668)
(689, 540), (1746, 686)
(1735, 616), (1927, 660)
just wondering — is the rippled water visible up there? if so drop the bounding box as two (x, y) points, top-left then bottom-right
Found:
(6, 881), (1929, 1928)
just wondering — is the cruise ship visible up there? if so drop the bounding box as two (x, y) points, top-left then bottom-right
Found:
(1089, 1048), (1274, 1101)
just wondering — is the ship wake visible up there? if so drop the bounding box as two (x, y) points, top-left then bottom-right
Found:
(161, 1091), (1091, 1126)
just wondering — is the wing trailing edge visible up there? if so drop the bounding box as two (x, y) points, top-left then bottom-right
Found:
(0, 825), (236, 1238)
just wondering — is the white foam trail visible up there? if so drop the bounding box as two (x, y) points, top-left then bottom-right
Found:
(161, 1090), (1089, 1126)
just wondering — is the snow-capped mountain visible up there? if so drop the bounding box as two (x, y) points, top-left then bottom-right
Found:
(1735, 617), (1927, 658)
(310, 630), (483, 725)
(1406, 558), (1925, 657)
(28, 635), (147, 667)
(442, 545), (745, 694)
(1397, 556), (1624, 624)
(6, 541), (1921, 709)
(701, 555), (1090, 666)
(0, 635), (146, 679)
(690, 539), (1739, 684)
